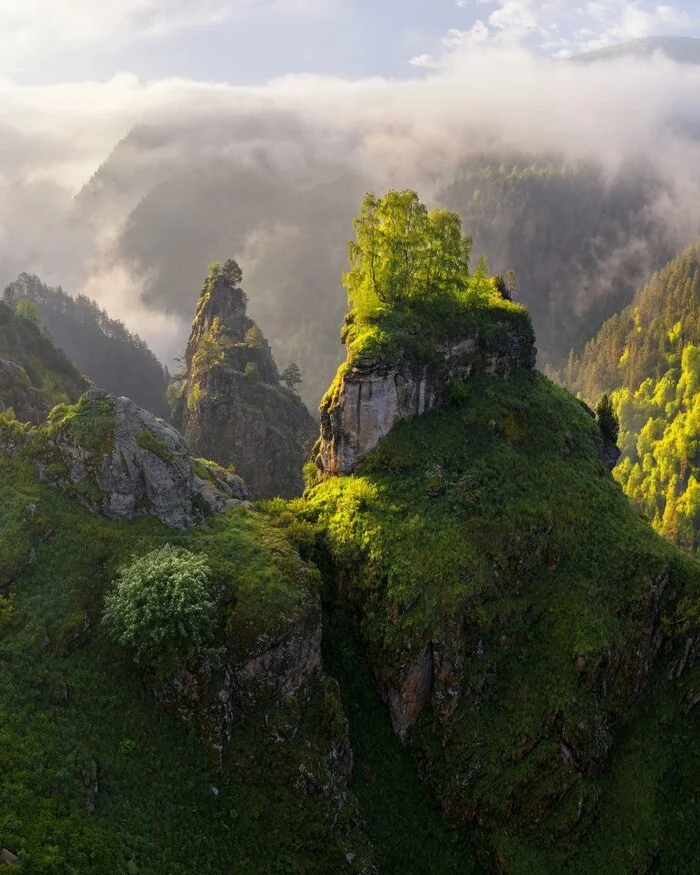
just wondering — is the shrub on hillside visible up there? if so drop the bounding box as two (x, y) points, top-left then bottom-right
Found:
(102, 545), (220, 676)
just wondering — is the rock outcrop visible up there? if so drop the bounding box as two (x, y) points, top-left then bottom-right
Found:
(228, 593), (322, 714)
(319, 322), (536, 475)
(172, 263), (316, 498)
(0, 300), (88, 424)
(310, 359), (700, 869)
(27, 389), (247, 529)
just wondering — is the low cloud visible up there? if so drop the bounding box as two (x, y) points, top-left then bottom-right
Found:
(2, 40), (700, 397)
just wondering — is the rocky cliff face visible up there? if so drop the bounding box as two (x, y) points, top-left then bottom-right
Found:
(9, 389), (247, 529)
(172, 266), (316, 498)
(318, 322), (537, 475)
(0, 301), (88, 423)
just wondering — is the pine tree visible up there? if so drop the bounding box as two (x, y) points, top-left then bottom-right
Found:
(596, 393), (619, 444)
(281, 363), (303, 393)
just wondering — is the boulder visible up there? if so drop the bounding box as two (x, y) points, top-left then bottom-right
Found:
(29, 389), (248, 529)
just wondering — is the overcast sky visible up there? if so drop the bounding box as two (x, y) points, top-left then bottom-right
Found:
(1, 0), (699, 85)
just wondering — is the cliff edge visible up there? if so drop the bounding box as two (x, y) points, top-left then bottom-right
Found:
(318, 313), (536, 475)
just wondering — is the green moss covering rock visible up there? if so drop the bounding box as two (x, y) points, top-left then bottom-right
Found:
(302, 368), (700, 872)
(3, 390), (248, 529)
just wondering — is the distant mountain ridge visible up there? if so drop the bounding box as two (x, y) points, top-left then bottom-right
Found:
(0, 299), (88, 423)
(574, 36), (700, 65)
(4, 274), (169, 419)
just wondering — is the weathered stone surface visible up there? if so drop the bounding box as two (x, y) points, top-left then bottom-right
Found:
(227, 594), (322, 716)
(31, 389), (247, 529)
(319, 325), (536, 475)
(381, 644), (434, 740)
(172, 272), (316, 499)
(594, 434), (622, 470)
(158, 568), (323, 741)
(0, 848), (20, 866)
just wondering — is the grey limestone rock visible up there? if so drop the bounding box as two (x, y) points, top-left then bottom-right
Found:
(32, 389), (248, 529)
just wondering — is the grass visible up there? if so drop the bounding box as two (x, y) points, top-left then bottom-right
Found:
(2, 299), (700, 872)
(44, 396), (116, 454)
(341, 291), (531, 371)
(0, 447), (374, 873)
(135, 429), (174, 463)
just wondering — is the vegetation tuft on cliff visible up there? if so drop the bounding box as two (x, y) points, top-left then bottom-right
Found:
(339, 190), (531, 372)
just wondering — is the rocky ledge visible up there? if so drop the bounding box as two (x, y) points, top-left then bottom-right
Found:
(318, 323), (537, 476)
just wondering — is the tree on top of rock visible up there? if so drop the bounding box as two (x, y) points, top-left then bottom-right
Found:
(344, 190), (473, 317)
(244, 324), (266, 348)
(596, 393), (619, 444)
(222, 258), (243, 288)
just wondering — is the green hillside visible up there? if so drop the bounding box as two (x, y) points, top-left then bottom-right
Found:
(562, 242), (700, 552)
(302, 367), (700, 872)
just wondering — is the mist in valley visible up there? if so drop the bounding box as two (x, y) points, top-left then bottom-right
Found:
(3, 42), (700, 405)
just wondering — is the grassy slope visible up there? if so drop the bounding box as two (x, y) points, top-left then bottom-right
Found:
(302, 370), (700, 872)
(0, 447), (373, 874)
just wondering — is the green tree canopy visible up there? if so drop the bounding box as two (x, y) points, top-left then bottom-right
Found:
(222, 258), (243, 288)
(596, 393), (620, 443)
(14, 298), (39, 324)
(344, 190), (473, 317)
(244, 324), (266, 348)
(281, 362), (303, 392)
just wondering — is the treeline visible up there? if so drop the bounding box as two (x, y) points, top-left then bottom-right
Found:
(561, 242), (700, 400)
(561, 242), (700, 553)
(4, 274), (169, 418)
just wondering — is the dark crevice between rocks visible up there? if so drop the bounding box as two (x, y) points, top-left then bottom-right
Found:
(318, 553), (479, 875)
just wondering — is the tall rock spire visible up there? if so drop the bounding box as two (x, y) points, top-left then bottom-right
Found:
(172, 260), (315, 498)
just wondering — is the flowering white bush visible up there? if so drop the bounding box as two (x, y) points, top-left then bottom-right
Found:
(102, 544), (218, 676)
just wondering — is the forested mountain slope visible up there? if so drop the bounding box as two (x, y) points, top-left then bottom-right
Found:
(4, 274), (169, 419)
(562, 243), (700, 552)
(438, 156), (680, 367)
(70, 118), (696, 406)
(0, 298), (88, 423)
